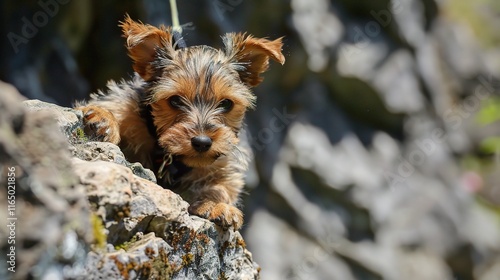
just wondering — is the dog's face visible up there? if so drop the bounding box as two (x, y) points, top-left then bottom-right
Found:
(120, 16), (284, 167)
(150, 46), (256, 167)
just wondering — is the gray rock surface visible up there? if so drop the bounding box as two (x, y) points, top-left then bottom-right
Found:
(0, 81), (91, 280)
(0, 83), (259, 279)
(74, 158), (257, 280)
(244, 1), (500, 280)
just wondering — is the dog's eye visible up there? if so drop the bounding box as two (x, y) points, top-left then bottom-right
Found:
(217, 99), (234, 113)
(168, 95), (184, 109)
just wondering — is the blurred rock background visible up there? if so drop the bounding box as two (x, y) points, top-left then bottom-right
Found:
(1, 0), (500, 279)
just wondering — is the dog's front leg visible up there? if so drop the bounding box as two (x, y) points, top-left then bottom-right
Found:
(75, 105), (121, 144)
(188, 183), (244, 230)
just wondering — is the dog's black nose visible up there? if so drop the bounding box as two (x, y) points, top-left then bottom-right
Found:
(191, 135), (212, 152)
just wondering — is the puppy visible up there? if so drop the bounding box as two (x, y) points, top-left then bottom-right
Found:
(76, 16), (284, 229)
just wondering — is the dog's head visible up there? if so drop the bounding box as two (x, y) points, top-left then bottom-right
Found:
(120, 16), (285, 167)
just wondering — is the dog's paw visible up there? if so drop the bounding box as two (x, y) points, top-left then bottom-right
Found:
(188, 200), (243, 230)
(77, 105), (120, 144)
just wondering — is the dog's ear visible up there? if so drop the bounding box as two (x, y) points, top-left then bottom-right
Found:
(223, 33), (285, 87)
(120, 15), (174, 81)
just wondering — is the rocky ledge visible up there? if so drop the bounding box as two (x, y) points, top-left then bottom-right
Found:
(0, 81), (259, 280)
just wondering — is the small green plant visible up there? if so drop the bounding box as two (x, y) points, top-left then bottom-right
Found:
(91, 214), (107, 250)
(114, 235), (139, 251)
(75, 127), (88, 142)
(476, 97), (500, 126)
(476, 97), (500, 155)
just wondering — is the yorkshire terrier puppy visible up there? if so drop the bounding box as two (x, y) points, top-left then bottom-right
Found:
(76, 16), (284, 230)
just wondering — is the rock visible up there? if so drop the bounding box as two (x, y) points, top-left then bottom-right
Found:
(242, 2), (500, 279)
(0, 81), (91, 280)
(73, 159), (258, 279)
(84, 232), (174, 279)
(0, 84), (259, 279)
(70, 141), (156, 183)
(22, 99), (84, 138)
(291, 0), (344, 72)
(23, 100), (156, 182)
